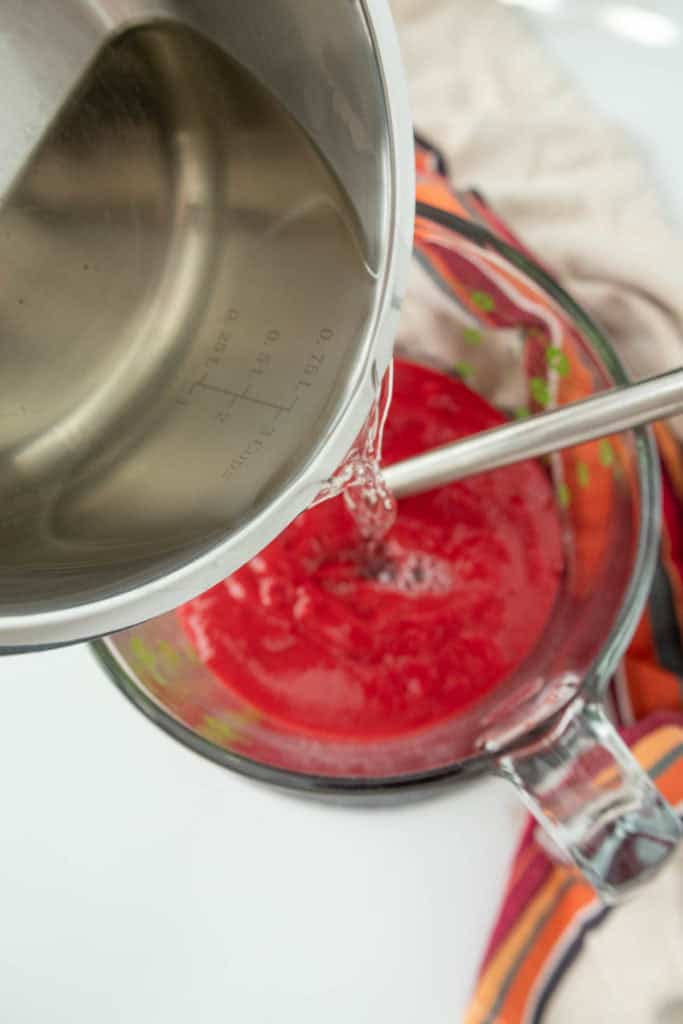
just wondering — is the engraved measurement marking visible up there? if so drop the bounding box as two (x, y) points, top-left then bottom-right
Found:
(219, 327), (335, 481)
(178, 372), (292, 414)
(198, 381), (292, 413)
(176, 308), (240, 407)
(177, 319), (285, 411)
(177, 324), (336, 481)
(296, 350), (326, 389)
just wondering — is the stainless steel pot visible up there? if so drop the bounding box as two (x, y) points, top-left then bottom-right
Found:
(0, 1), (413, 649)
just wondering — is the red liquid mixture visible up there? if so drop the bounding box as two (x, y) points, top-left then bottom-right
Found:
(179, 360), (563, 739)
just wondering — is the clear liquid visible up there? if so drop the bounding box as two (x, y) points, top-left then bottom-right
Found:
(0, 20), (378, 614)
(313, 361), (397, 551)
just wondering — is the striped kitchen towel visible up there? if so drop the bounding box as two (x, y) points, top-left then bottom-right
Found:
(410, 136), (683, 1023)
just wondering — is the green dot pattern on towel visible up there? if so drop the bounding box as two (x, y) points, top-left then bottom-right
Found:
(201, 707), (261, 748)
(530, 377), (550, 407)
(455, 361), (474, 381)
(129, 637), (169, 686)
(471, 290), (495, 312)
(577, 462), (590, 488)
(463, 327), (483, 346)
(201, 715), (240, 747)
(599, 439), (615, 468)
(557, 482), (572, 509)
(546, 346), (570, 378)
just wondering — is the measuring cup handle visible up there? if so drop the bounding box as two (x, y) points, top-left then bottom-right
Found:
(498, 701), (681, 903)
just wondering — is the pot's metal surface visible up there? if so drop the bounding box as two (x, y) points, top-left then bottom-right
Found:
(0, 1), (413, 648)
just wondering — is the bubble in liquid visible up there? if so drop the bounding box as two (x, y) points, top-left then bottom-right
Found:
(363, 547), (453, 597)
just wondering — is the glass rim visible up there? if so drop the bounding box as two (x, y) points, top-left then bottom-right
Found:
(92, 208), (661, 796)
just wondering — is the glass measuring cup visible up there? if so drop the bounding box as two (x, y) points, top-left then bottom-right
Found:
(93, 203), (681, 902)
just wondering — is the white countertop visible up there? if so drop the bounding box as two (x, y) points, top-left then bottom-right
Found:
(2, 6), (681, 1021)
